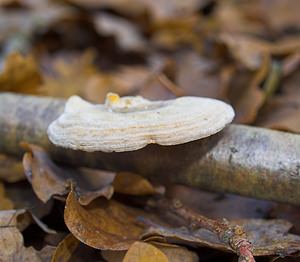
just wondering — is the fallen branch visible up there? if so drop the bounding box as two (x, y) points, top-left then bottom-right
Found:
(0, 92), (300, 205)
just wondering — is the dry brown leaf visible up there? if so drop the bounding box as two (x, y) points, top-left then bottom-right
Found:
(0, 0), (17, 6)
(137, 77), (176, 100)
(142, 218), (300, 257)
(22, 143), (115, 204)
(150, 17), (202, 50)
(109, 66), (152, 95)
(65, 0), (146, 16)
(152, 242), (198, 262)
(78, 184), (114, 206)
(227, 56), (270, 124)
(220, 33), (300, 70)
(0, 52), (42, 93)
(5, 182), (53, 230)
(231, 80), (265, 124)
(0, 154), (25, 183)
(214, 1), (265, 35)
(38, 246), (56, 262)
(123, 241), (169, 262)
(146, 0), (208, 20)
(0, 210), (45, 262)
(257, 0), (300, 32)
(282, 52), (300, 76)
(66, 0), (206, 20)
(256, 69), (300, 133)
(215, 1), (300, 37)
(0, 192), (54, 235)
(175, 51), (222, 98)
(51, 233), (103, 262)
(102, 242), (198, 262)
(219, 33), (271, 70)
(166, 185), (274, 220)
(113, 172), (162, 196)
(22, 148), (68, 203)
(269, 204), (300, 236)
(101, 250), (126, 262)
(39, 51), (103, 101)
(39, 51), (151, 103)
(64, 189), (146, 250)
(0, 182), (14, 210)
(256, 97), (300, 133)
(137, 58), (178, 100)
(0, 4), (73, 45)
(94, 13), (146, 51)
(51, 234), (80, 262)
(0, 224), (37, 261)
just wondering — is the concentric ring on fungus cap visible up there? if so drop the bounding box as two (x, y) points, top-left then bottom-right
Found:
(47, 93), (235, 152)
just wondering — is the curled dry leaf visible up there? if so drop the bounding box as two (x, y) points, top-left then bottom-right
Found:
(64, 189), (146, 250)
(51, 233), (102, 262)
(0, 209), (46, 262)
(22, 143), (115, 204)
(51, 234), (80, 262)
(113, 172), (163, 196)
(5, 181), (53, 230)
(22, 143), (161, 205)
(123, 241), (168, 262)
(142, 218), (300, 257)
(22, 145), (68, 203)
(166, 185), (274, 220)
(0, 154), (25, 183)
(0, 202), (57, 234)
(0, 209), (26, 228)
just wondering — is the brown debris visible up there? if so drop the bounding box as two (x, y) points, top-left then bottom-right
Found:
(0, 0), (300, 261)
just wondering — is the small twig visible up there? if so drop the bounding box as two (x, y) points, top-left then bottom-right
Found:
(148, 198), (255, 262)
(263, 61), (282, 101)
(157, 73), (185, 97)
(282, 51), (300, 77)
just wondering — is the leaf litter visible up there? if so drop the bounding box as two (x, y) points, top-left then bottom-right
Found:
(0, 0), (300, 261)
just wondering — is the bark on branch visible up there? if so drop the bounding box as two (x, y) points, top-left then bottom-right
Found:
(0, 92), (300, 205)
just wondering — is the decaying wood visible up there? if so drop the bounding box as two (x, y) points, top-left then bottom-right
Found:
(0, 92), (300, 205)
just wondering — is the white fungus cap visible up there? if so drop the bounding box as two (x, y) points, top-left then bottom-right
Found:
(47, 93), (235, 152)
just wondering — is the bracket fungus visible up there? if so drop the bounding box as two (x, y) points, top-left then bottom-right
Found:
(47, 93), (235, 152)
